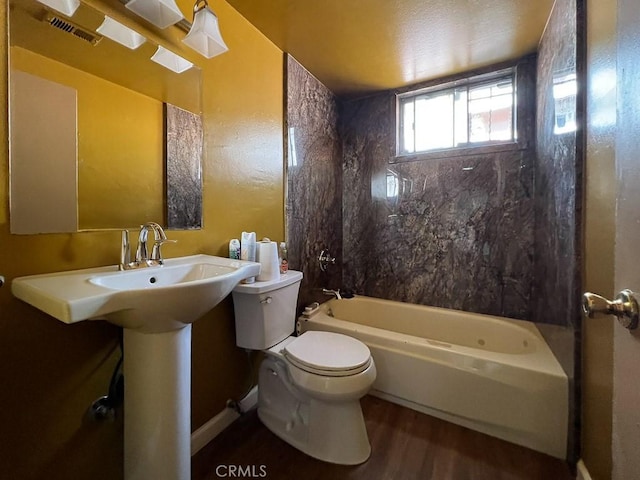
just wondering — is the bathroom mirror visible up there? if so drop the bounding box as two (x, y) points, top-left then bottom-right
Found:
(8, 0), (203, 233)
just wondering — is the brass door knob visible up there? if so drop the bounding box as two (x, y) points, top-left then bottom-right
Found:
(582, 289), (639, 330)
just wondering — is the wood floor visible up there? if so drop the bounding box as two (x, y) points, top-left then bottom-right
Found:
(192, 395), (575, 480)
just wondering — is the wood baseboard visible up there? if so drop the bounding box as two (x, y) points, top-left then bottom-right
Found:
(577, 459), (593, 480)
(191, 407), (240, 457)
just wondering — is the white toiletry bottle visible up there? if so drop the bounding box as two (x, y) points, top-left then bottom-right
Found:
(229, 239), (240, 259)
(241, 232), (257, 283)
(279, 242), (288, 274)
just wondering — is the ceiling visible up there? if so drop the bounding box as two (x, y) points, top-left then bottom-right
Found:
(226, 0), (555, 96)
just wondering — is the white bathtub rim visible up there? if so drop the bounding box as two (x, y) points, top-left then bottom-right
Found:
(322, 295), (552, 353)
(304, 312), (567, 380)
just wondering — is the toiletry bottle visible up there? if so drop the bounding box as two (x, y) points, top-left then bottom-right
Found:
(279, 242), (288, 274)
(229, 239), (240, 259)
(241, 232), (257, 283)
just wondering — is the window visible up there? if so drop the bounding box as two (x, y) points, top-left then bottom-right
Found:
(397, 70), (516, 156)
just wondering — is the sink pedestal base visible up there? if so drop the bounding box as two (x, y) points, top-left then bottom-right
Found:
(124, 326), (192, 480)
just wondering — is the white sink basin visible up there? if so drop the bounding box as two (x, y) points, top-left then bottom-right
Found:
(12, 254), (260, 333)
(89, 262), (238, 290)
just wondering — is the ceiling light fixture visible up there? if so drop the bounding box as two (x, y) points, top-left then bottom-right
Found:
(125, 0), (184, 29)
(151, 45), (194, 73)
(36, 0), (80, 17)
(97, 16), (147, 49)
(182, 0), (228, 59)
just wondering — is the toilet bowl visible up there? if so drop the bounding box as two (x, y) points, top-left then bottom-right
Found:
(232, 271), (376, 465)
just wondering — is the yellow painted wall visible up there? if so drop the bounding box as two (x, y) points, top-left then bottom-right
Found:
(11, 46), (165, 230)
(0, 0), (284, 478)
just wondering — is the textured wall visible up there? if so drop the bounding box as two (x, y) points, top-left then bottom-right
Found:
(534, 0), (581, 463)
(165, 104), (203, 229)
(286, 49), (583, 327)
(285, 56), (343, 308)
(533, 0), (579, 385)
(285, 44), (583, 326)
(341, 66), (536, 320)
(534, 0), (580, 328)
(286, 58), (538, 320)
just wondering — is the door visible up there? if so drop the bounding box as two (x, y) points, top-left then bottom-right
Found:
(612, 0), (640, 477)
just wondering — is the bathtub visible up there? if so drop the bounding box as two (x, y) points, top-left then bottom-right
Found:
(297, 295), (568, 459)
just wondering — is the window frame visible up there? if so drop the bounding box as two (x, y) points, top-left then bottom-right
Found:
(392, 64), (528, 164)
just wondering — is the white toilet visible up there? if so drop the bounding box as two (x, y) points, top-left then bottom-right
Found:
(232, 270), (376, 465)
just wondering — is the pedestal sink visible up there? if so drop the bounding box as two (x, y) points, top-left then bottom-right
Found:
(12, 254), (260, 480)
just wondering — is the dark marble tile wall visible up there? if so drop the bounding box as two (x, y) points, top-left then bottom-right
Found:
(341, 93), (536, 320)
(534, 0), (581, 463)
(285, 56), (539, 321)
(534, 0), (580, 328)
(285, 55), (343, 309)
(165, 104), (203, 229)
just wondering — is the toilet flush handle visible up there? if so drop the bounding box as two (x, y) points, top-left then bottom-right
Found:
(260, 296), (272, 305)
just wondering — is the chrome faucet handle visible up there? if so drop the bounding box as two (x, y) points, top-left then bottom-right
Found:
(148, 222), (167, 241)
(119, 229), (131, 271)
(147, 222), (175, 263)
(139, 221), (165, 240)
(135, 222), (174, 265)
(322, 288), (342, 300)
(135, 227), (150, 263)
(150, 238), (177, 264)
(318, 249), (336, 272)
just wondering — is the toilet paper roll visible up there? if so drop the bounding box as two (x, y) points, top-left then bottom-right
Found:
(257, 240), (280, 282)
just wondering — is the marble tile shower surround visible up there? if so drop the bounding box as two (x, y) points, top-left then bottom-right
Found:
(285, 48), (579, 327)
(533, 0), (579, 381)
(165, 104), (203, 229)
(341, 93), (536, 320)
(286, 55), (538, 320)
(534, 0), (580, 463)
(285, 56), (343, 308)
(534, 0), (580, 329)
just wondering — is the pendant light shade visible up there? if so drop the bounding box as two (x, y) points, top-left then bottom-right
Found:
(182, 0), (228, 59)
(125, 0), (184, 29)
(151, 45), (194, 73)
(36, 0), (80, 17)
(97, 16), (147, 49)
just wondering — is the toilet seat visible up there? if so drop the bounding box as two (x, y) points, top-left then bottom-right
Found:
(284, 331), (371, 377)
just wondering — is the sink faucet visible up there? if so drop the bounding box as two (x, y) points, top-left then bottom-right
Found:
(322, 288), (342, 300)
(119, 222), (176, 270)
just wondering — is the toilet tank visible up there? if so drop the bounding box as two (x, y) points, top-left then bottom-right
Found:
(232, 270), (303, 350)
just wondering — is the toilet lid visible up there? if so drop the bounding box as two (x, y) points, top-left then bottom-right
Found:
(284, 331), (371, 377)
